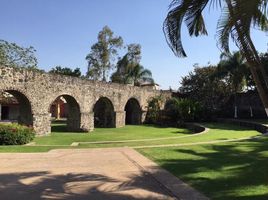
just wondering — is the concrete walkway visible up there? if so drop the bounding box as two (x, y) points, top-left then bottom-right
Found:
(0, 148), (208, 200)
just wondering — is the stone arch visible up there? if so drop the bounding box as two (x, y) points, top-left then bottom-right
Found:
(1, 89), (33, 126)
(93, 97), (115, 128)
(49, 94), (81, 131)
(124, 98), (142, 125)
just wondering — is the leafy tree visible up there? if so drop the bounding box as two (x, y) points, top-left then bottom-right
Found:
(49, 66), (81, 77)
(164, 97), (181, 122)
(180, 64), (232, 115)
(214, 51), (250, 117)
(86, 26), (123, 81)
(127, 64), (154, 86)
(0, 39), (38, 69)
(111, 44), (141, 84)
(145, 96), (163, 124)
(163, 0), (268, 116)
(216, 52), (250, 92)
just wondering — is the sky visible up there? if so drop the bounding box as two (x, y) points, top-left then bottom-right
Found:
(0, 0), (267, 89)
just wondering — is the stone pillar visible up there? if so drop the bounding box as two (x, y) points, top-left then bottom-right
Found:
(80, 112), (94, 132)
(33, 113), (51, 136)
(141, 110), (147, 123)
(115, 111), (125, 128)
(0, 104), (1, 121)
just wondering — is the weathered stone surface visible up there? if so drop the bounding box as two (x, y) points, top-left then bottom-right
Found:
(0, 66), (171, 135)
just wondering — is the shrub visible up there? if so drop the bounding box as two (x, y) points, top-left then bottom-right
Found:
(0, 123), (35, 145)
(164, 98), (202, 122)
(145, 96), (163, 124)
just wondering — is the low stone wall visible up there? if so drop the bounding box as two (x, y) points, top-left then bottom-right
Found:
(218, 118), (268, 134)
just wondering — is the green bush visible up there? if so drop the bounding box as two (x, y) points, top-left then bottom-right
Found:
(145, 96), (163, 124)
(164, 98), (202, 122)
(0, 123), (35, 145)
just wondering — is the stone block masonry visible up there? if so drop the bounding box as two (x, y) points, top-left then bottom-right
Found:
(0, 66), (171, 135)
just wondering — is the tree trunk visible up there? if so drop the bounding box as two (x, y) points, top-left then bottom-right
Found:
(226, 0), (268, 116)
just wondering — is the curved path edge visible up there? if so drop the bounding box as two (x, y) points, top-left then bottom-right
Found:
(121, 147), (209, 200)
(70, 123), (209, 147)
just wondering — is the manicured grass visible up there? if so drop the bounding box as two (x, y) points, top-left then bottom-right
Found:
(79, 123), (259, 148)
(139, 137), (268, 199)
(34, 124), (192, 145)
(0, 123), (261, 152)
(0, 145), (75, 152)
(0, 122), (266, 199)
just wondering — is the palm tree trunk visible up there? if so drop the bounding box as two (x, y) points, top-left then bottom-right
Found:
(226, 0), (268, 116)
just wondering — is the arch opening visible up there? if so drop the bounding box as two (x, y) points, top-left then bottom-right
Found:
(0, 90), (33, 126)
(93, 97), (115, 128)
(124, 98), (142, 125)
(49, 95), (81, 132)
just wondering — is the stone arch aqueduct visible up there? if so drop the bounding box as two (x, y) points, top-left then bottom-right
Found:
(0, 66), (171, 135)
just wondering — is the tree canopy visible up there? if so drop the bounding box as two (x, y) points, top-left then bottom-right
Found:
(86, 26), (123, 81)
(0, 39), (38, 69)
(49, 66), (82, 77)
(111, 43), (154, 86)
(164, 0), (268, 115)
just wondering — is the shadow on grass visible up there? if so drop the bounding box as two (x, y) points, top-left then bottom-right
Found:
(0, 171), (174, 200)
(202, 122), (256, 131)
(51, 123), (68, 133)
(151, 137), (268, 200)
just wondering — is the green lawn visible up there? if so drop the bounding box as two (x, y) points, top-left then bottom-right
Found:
(77, 123), (259, 148)
(34, 124), (192, 145)
(0, 122), (267, 199)
(139, 135), (268, 200)
(0, 123), (261, 152)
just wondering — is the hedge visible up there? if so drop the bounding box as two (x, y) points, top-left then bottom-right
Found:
(0, 123), (35, 145)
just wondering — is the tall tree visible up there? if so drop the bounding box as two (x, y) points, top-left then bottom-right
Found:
(163, 0), (268, 116)
(216, 52), (249, 93)
(215, 51), (249, 117)
(111, 43), (142, 84)
(180, 65), (232, 112)
(0, 39), (38, 69)
(86, 26), (123, 81)
(127, 64), (154, 86)
(49, 66), (81, 77)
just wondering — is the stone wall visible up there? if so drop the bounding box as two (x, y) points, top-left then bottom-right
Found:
(0, 66), (171, 135)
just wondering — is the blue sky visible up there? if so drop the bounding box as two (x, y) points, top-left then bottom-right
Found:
(0, 0), (267, 89)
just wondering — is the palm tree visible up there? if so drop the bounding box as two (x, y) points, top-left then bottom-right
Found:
(163, 0), (268, 116)
(127, 64), (154, 86)
(216, 51), (248, 117)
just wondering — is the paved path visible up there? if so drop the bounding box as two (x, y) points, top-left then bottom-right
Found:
(0, 148), (208, 200)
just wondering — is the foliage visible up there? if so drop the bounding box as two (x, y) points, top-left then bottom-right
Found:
(111, 43), (141, 84)
(0, 123), (35, 145)
(164, 97), (202, 122)
(180, 64), (232, 116)
(86, 26), (123, 81)
(163, 0), (268, 115)
(145, 96), (163, 124)
(111, 44), (154, 86)
(215, 51), (252, 92)
(127, 64), (154, 86)
(49, 66), (81, 77)
(0, 39), (38, 69)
